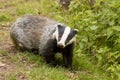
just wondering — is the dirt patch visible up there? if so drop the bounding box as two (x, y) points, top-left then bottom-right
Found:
(0, 21), (33, 79)
(0, 55), (17, 79)
(0, 27), (16, 80)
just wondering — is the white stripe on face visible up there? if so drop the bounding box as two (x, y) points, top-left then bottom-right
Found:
(57, 27), (71, 47)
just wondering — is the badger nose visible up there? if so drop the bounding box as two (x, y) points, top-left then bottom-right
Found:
(57, 43), (65, 48)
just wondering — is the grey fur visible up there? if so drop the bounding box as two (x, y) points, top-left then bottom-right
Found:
(10, 14), (59, 51)
(10, 14), (77, 68)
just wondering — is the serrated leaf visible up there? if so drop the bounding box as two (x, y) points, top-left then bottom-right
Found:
(90, 25), (98, 30)
(112, 26), (120, 31)
(79, 42), (85, 49)
(109, 20), (115, 26)
(107, 28), (113, 39)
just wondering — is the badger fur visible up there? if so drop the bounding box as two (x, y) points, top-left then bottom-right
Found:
(10, 14), (78, 68)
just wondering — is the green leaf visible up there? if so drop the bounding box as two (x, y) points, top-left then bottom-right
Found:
(107, 28), (113, 39)
(109, 20), (115, 26)
(112, 26), (120, 31)
(90, 25), (98, 30)
(79, 42), (85, 49)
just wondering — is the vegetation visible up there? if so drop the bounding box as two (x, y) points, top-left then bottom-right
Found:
(0, 0), (120, 80)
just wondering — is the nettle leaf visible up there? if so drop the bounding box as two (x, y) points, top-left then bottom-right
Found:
(118, 18), (120, 24)
(107, 28), (113, 39)
(56, 15), (64, 21)
(81, 37), (88, 42)
(79, 42), (85, 50)
(112, 26), (120, 31)
(109, 20), (115, 26)
(96, 54), (102, 62)
(90, 25), (98, 30)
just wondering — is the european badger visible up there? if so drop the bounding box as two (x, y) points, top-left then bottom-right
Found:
(10, 15), (78, 68)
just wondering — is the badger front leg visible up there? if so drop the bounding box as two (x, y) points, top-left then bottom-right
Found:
(62, 51), (73, 68)
(44, 54), (56, 66)
(62, 43), (74, 68)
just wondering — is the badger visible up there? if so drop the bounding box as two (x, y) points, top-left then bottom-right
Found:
(10, 14), (78, 68)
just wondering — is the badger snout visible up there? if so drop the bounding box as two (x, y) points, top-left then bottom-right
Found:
(57, 42), (65, 48)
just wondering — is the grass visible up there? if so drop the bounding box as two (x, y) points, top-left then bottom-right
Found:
(0, 0), (116, 80)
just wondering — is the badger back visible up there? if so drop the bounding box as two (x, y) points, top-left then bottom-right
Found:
(10, 15), (58, 49)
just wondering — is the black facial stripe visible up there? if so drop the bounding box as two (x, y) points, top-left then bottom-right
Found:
(65, 29), (76, 44)
(58, 25), (65, 41)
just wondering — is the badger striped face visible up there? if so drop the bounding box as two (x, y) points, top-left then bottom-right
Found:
(53, 24), (78, 48)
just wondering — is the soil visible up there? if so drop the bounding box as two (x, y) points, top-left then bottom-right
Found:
(0, 25), (15, 79)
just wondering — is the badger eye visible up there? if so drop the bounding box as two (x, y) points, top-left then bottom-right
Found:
(58, 25), (62, 28)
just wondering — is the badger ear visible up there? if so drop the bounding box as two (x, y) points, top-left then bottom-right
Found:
(73, 29), (78, 34)
(57, 24), (62, 28)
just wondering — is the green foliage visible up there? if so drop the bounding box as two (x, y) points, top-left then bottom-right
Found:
(68, 0), (120, 78)
(0, 14), (10, 22)
(6, 73), (17, 80)
(0, 50), (8, 56)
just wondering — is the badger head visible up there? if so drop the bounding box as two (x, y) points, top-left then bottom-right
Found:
(53, 24), (78, 48)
